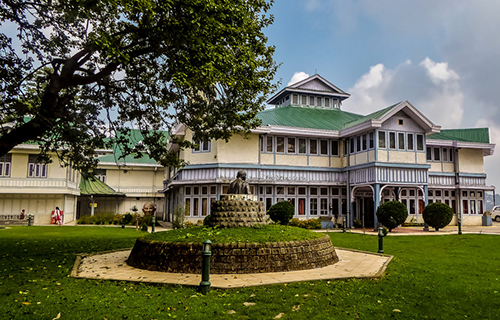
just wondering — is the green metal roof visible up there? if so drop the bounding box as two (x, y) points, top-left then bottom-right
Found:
(79, 176), (125, 196)
(257, 105), (364, 131)
(428, 128), (490, 144)
(99, 129), (168, 165)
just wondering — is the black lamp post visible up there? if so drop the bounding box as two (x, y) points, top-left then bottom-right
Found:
(199, 240), (212, 294)
(378, 226), (385, 253)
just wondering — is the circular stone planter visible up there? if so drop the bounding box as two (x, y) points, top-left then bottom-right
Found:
(126, 235), (339, 274)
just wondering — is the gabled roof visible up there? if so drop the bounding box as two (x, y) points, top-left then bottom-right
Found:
(267, 74), (351, 105)
(339, 100), (441, 136)
(79, 176), (125, 197)
(428, 128), (490, 144)
(255, 100), (441, 137)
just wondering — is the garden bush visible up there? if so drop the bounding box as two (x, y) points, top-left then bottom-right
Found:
(267, 201), (295, 225)
(376, 201), (408, 231)
(423, 202), (454, 231)
(288, 217), (322, 229)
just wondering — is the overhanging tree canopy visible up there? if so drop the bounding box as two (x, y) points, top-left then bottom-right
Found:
(0, 0), (278, 172)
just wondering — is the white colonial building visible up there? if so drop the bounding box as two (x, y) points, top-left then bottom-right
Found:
(163, 74), (495, 227)
(0, 129), (166, 225)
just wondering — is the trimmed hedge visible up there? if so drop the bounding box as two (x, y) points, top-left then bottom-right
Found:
(423, 202), (454, 231)
(268, 201), (295, 225)
(376, 201), (408, 231)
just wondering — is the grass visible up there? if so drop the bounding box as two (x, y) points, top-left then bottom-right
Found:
(143, 225), (324, 244)
(0, 226), (499, 319)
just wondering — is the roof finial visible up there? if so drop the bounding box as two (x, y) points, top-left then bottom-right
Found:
(315, 69), (317, 75)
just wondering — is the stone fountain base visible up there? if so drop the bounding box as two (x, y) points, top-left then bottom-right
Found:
(209, 194), (267, 228)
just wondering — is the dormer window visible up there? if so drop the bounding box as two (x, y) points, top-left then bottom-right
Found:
(325, 98), (330, 108)
(301, 95), (307, 105)
(398, 119), (404, 125)
(317, 97), (322, 107)
(292, 94), (298, 104)
(309, 96), (314, 106)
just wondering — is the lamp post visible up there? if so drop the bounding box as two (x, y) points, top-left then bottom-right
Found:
(199, 240), (212, 295)
(343, 216), (347, 233)
(458, 216), (462, 235)
(28, 214), (33, 226)
(378, 226), (385, 254)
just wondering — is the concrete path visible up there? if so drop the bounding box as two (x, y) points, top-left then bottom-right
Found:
(72, 249), (392, 288)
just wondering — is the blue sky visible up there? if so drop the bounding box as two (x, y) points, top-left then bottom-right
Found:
(265, 0), (500, 189)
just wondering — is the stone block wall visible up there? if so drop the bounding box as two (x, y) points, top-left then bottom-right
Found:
(127, 235), (339, 274)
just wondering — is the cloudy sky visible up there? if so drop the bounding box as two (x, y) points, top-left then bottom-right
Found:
(265, 0), (500, 189)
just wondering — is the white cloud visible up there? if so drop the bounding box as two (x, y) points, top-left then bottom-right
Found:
(420, 58), (459, 84)
(288, 72), (310, 86)
(343, 58), (464, 128)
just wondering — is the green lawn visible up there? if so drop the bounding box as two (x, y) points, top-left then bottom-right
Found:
(0, 226), (498, 319)
(144, 225), (323, 244)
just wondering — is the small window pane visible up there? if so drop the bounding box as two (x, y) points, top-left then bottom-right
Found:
(320, 187), (328, 195)
(331, 141), (339, 156)
(299, 139), (307, 154)
(277, 187), (285, 195)
(369, 132), (374, 149)
(301, 95), (307, 105)
(362, 134), (367, 150)
(442, 148), (448, 161)
(427, 147), (432, 161)
(434, 148), (440, 161)
(417, 134), (424, 151)
(320, 140), (328, 155)
(298, 187), (306, 195)
(309, 96), (314, 105)
(267, 136), (273, 152)
(288, 187), (296, 195)
(309, 139), (317, 154)
(288, 137), (296, 153)
(310, 187), (318, 195)
(324, 98), (330, 108)
(292, 94), (298, 104)
(317, 97), (322, 107)
(350, 138), (355, 153)
(276, 137), (285, 153)
(398, 133), (405, 150)
(407, 133), (414, 150)
(356, 136), (361, 152)
(389, 132), (396, 149)
(378, 131), (386, 148)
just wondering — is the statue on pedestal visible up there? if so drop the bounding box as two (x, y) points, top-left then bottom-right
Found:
(227, 170), (251, 195)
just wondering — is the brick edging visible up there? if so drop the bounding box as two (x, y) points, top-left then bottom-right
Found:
(127, 235), (339, 274)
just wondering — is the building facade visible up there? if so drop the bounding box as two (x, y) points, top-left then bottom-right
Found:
(164, 74), (495, 227)
(0, 129), (166, 224)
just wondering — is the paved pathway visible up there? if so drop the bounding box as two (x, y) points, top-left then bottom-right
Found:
(72, 249), (392, 288)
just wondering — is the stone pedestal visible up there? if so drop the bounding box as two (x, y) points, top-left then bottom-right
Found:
(209, 194), (267, 228)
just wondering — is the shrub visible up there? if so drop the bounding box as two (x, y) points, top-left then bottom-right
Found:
(184, 221), (196, 228)
(267, 201), (295, 225)
(376, 201), (408, 232)
(288, 218), (300, 227)
(423, 202), (454, 231)
(122, 213), (133, 225)
(298, 218), (322, 229)
(203, 215), (213, 226)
